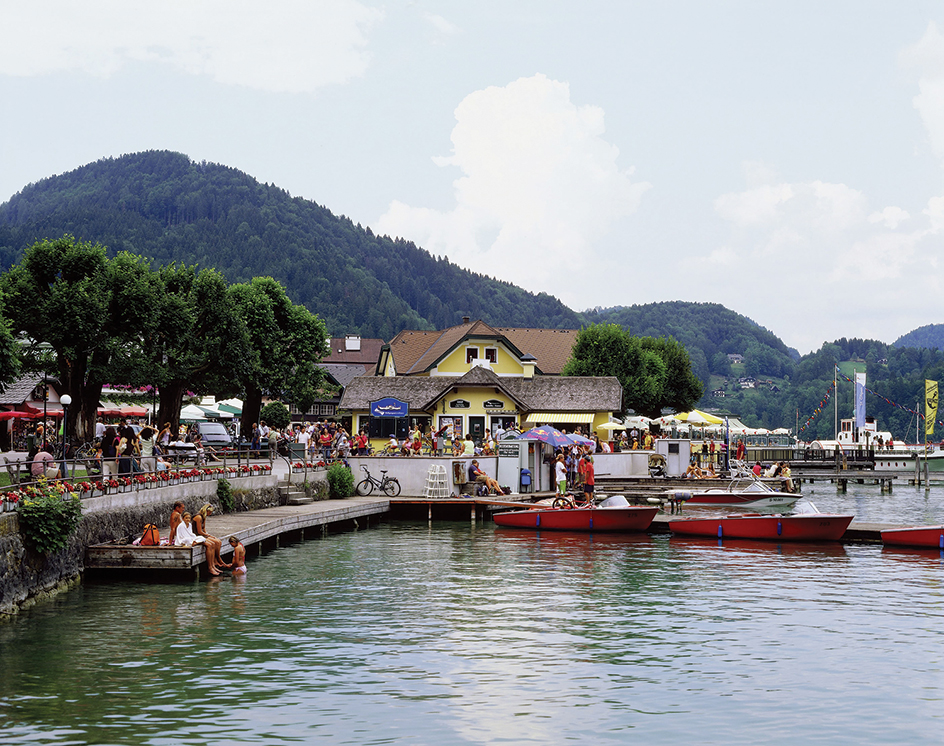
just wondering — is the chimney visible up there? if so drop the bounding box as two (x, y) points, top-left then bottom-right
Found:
(521, 353), (537, 379)
(462, 316), (470, 324)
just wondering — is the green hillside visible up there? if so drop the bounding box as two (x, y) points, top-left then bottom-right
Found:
(0, 151), (582, 340)
(894, 324), (944, 351)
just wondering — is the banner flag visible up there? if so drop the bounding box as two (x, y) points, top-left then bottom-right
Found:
(855, 372), (866, 430)
(926, 380), (938, 437)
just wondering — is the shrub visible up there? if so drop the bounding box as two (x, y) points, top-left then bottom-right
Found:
(259, 401), (291, 431)
(17, 489), (83, 555)
(217, 478), (235, 513)
(326, 462), (354, 499)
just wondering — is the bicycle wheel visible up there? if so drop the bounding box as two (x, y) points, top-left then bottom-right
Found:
(355, 479), (374, 496)
(76, 442), (96, 460)
(552, 496), (570, 509)
(382, 479), (401, 497)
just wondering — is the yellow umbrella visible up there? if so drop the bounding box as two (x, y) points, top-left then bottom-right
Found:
(675, 410), (724, 425)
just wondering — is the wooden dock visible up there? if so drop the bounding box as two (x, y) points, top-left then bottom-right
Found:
(85, 496), (390, 576)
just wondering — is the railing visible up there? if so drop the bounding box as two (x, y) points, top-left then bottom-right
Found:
(0, 451), (275, 511)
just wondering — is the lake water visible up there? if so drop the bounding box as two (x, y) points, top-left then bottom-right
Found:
(2, 483), (944, 745)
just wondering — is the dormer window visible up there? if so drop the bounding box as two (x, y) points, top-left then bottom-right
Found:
(466, 347), (479, 364)
(484, 347), (497, 364)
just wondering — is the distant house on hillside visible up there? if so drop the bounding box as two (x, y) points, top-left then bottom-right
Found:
(712, 388), (726, 398)
(727, 353), (744, 364)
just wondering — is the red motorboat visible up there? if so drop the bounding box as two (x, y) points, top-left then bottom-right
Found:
(494, 495), (658, 533)
(668, 512), (853, 541)
(881, 526), (944, 549)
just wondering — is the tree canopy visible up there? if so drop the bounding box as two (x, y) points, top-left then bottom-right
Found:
(562, 323), (702, 418)
(0, 236), (326, 440)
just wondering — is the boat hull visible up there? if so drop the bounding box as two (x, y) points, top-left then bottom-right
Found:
(668, 514), (853, 541)
(494, 506), (658, 532)
(916, 453), (944, 472)
(881, 526), (944, 548)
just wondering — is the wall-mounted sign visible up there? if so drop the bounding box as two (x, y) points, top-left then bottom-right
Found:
(497, 442), (520, 458)
(449, 399), (471, 409)
(370, 397), (409, 418)
(483, 399), (504, 409)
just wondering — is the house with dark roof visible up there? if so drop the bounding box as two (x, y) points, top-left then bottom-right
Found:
(340, 318), (620, 443)
(288, 336), (386, 423)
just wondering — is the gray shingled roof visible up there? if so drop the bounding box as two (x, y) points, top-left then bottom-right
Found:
(339, 370), (621, 413)
(319, 363), (369, 389)
(0, 374), (45, 406)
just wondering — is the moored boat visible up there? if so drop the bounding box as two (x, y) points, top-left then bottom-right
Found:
(493, 495), (657, 532)
(668, 512), (853, 541)
(665, 462), (800, 509)
(881, 525), (944, 549)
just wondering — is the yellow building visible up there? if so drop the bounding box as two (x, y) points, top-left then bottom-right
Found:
(339, 319), (621, 443)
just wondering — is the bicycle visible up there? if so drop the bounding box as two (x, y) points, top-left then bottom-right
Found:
(552, 491), (594, 510)
(355, 464), (401, 496)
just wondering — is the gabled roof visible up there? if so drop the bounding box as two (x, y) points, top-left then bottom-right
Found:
(0, 374), (45, 406)
(339, 371), (621, 413)
(418, 366), (529, 411)
(323, 337), (386, 371)
(494, 327), (578, 375)
(387, 319), (578, 375)
(319, 363), (367, 389)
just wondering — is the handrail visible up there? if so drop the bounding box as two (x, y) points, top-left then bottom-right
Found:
(1, 451), (274, 499)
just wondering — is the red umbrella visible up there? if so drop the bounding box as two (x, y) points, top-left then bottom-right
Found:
(0, 410), (42, 421)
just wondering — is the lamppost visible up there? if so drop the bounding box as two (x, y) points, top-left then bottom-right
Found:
(60, 394), (72, 478)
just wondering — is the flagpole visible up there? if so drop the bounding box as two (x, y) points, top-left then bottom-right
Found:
(834, 365), (838, 442)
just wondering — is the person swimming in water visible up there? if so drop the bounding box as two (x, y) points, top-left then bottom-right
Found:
(223, 536), (247, 575)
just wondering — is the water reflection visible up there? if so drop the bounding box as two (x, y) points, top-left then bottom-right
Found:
(1, 521), (943, 745)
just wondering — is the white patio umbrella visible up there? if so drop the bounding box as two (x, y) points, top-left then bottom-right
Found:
(598, 421), (629, 430)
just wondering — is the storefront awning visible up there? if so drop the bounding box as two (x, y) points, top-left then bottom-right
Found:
(525, 412), (594, 423)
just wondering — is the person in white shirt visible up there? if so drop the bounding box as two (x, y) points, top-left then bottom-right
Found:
(175, 513), (202, 547)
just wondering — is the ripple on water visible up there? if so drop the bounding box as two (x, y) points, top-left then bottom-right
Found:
(1, 522), (943, 745)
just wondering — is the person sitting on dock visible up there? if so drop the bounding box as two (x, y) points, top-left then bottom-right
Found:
(468, 459), (505, 496)
(175, 512), (200, 546)
(168, 501), (185, 544)
(193, 504), (225, 576)
(780, 463), (794, 493)
(224, 536), (247, 575)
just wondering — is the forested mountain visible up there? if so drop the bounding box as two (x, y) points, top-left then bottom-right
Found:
(0, 151), (581, 339)
(6, 150), (938, 439)
(894, 324), (944, 351)
(586, 301), (796, 384)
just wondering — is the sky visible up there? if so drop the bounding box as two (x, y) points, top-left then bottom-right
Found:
(2, 1), (944, 354)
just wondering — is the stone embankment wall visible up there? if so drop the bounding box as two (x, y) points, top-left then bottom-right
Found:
(0, 476), (279, 618)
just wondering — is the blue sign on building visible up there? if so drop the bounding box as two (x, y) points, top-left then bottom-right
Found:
(370, 397), (410, 418)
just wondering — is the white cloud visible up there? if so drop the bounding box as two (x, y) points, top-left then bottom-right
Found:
(688, 170), (936, 352)
(0, 0), (382, 93)
(376, 74), (651, 296)
(423, 12), (460, 37)
(868, 206), (910, 229)
(902, 21), (944, 161)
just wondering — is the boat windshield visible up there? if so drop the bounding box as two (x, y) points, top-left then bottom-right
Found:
(598, 495), (630, 508)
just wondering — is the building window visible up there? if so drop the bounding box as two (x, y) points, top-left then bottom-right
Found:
(484, 347), (497, 363)
(466, 347), (479, 364)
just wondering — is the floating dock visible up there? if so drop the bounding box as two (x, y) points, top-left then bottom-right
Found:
(85, 496), (389, 577)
